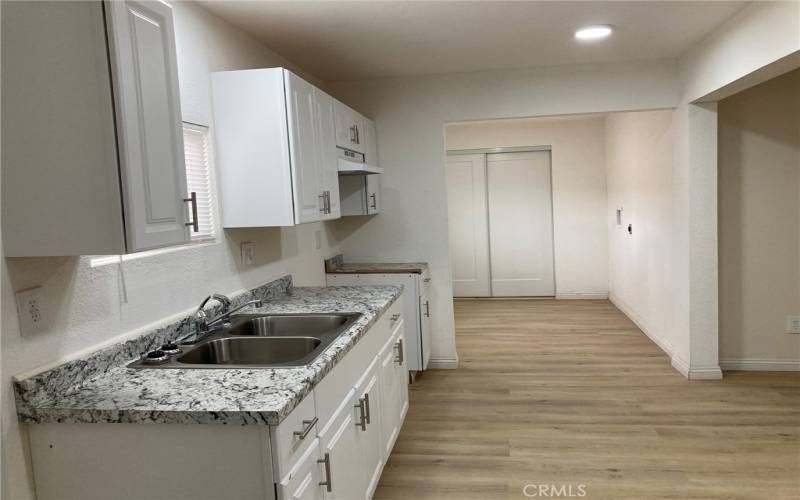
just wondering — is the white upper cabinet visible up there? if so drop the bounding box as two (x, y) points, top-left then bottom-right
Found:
(211, 68), (340, 227)
(285, 72), (324, 224)
(334, 101), (366, 153)
(105, 0), (190, 251)
(2, 0), (191, 256)
(315, 89), (341, 220)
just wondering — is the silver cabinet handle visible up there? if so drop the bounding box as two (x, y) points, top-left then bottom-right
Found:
(395, 338), (404, 365)
(318, 452), (332, 492)
(183, 192), (199, 232)
(424, 300), (430, 317)
(423, 278), (431, 283)
(319, 193), (326, 213)
(364, 392), (371, 424)
(349, 125), (357, 143)
(325, 190), (331, 214)
(292, 417), (318, 439)
(355, 125), (360, 144)
(390, 313), (401, 322)
(369, 193), (377, 210)
(354, 396), (367, 431)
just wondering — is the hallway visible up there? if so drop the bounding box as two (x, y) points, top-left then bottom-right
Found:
(375, 299), (800, 499)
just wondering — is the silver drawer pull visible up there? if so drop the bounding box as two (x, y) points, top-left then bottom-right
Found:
(293, 417), (318, 439)
(369, 193), (377, 210)
(394, 338), (404, 365)
(390, 313), (401, 322)
(183, 192), (199, 232)
(354, 397), (367, 431)
(364, 392), (371, 424)
(318, 452), (332, 492)
(423, 277), (431, 283)
(319, 193), (326, 212)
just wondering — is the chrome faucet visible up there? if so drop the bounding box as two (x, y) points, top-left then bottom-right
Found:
(178, 294), (262, 344)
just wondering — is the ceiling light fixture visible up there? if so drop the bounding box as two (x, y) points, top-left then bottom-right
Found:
(575, 25), (613, 41)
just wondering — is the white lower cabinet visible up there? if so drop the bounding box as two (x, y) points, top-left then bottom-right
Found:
(278, 438), (325, 500)
(28, 301), (408, 500)
(355, 359), (385, 499)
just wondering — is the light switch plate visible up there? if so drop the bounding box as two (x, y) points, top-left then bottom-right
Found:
(15, 286), (47, 336)
(787, 315), (800, 334)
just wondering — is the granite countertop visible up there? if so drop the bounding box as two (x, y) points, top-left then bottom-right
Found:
(14, 282), (402, 426)
(325, 254), (429, 275)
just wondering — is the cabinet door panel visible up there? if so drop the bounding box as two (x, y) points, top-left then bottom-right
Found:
(378, 332), (400, 460)
(363, 118), (378, 166)
(105, 0), (189, 252)
(419, 290), (432, 370)
(366, 174), (380, 215)
(333, 101), (365, 153)
(285, 71), (322, 224)
(278, 438), (324, 500)
(319, 390), (363, 500)
(393, 326), (410, 427)
(355, 360), (384, 499)
(315, 89), (340, 220)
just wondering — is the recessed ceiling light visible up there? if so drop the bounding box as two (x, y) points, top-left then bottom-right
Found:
(575, 25), (613, 41)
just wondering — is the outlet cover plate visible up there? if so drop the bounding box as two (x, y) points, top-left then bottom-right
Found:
(787, 315), (800, 334)
(240, 241), (255, 267)
(15, 286), (47, 336)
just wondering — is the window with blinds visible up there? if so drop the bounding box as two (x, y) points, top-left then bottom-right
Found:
(183, 123), (216, 241)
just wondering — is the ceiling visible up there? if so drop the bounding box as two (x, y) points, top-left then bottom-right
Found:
(196, 1), (748, 82)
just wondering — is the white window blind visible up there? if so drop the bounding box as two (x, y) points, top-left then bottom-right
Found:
(183, 124), (216, 241)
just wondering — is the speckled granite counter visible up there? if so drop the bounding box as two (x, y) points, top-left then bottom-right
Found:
(325, 254), (429, 275)
(14, 278), (401, 426)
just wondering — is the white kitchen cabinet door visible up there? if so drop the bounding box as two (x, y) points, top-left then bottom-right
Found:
(334, 100), (366, 153)
(104, 0), (190, 252)
(285, 71), (323, 224)
(487, 151), (555, 296)
(419, 290), (432, 370)
(278, 438), (325, 500)
(446, 154), (491, 297)
(393, 325), (410, 428)
(366, 175), (381, 215)
(354, 359), (384, 499)
(318, 389), (363, 500)
(363, 118), (379, 166)
(315, 88), (341, 220)
(377, 325), (401, 459)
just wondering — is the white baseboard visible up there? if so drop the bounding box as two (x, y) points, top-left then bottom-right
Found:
(720, 359), (800, 371)
(610, 293), (722, 380)
(427, 357), (459, 369)
(555, 292), (609, 300)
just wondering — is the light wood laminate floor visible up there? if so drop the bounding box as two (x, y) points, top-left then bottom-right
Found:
(374, 299), (800, 500)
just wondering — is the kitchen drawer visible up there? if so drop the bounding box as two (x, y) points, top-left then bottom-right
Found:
(314, 300), (399, 431)
(271, 390), (318, 481)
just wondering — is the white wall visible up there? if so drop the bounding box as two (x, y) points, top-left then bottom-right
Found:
(718, 69), (800, 368)
(605, 110), (676, 358)
(445, 115), (609, 298)
(0, 3), (342, 498)
(668, 0), (800, 378)
(328, 59), (680, 365)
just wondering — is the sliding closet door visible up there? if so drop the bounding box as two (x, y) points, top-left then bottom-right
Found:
(487, 151), (555, 296)
(446, 154), (491, 297)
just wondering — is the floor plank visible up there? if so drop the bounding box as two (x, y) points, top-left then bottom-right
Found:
(374, 299), (800, 500)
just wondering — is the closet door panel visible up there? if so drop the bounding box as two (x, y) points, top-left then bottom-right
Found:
(446, 154), (491, 297)
(487, 151), (555, 296)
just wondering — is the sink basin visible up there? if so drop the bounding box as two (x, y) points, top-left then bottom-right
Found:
(128, 312), (362, 369)
(226, 314), (352, 337)
(176, 337), (322, 366)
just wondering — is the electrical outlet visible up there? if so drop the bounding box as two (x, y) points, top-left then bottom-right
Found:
(240, 241), (255, 267)
(15, 286), (47, 336)
(314, 230), (322, 250)
(787, 315), (800, 334)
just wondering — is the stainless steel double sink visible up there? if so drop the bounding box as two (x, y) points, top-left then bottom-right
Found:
(129, 313), (361, 369)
